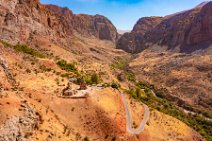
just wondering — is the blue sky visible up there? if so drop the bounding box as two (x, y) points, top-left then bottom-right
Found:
(41, 0), (208, 30)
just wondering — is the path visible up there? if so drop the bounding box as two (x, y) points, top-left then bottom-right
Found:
(120, 92), (150, 134)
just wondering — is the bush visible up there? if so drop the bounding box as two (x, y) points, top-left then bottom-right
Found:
(1, 41), (45, 58)
(84, 75), (91, 85)
(91, 72), (101, 84)
(14, 44), (44, 58)
(102, 83), (111, 88)
(135, 87), (142, 98)
(112, 137), (116, 141)
(125, 72), (136, 82)
(111, 82), (120, 89)
(137, 82), (153, 96)
(126, 87), (144, 99)
(39, 65), (52, 72)
(26, 69), (31, 73)
(57, 60), (78, 73)
(117, 73), (126, 82)
(111, 58), (129, 70)
(83, 137), (89, 141)
(60, 73), (72, 78)
(75, 72), (101, 85)
(0, 40), (13, 48)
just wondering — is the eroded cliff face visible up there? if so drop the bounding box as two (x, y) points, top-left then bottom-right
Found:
(117, 2), (212, 53)
(0, 0), (118, 46)
(46, 5), (118, 42)
(116, 17), (162, 53)
(187, 2), (212, 50)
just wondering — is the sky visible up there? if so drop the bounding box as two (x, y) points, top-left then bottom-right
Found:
(40, 0), (208, 30)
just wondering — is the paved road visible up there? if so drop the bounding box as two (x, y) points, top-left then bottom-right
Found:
(120, 92), (150, 134)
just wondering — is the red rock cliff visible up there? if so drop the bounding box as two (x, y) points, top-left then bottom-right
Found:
(0, 0), (118, 45)
(117, 2), (212, 53)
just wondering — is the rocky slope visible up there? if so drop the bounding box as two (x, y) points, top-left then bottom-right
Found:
(46, 5), (118, 42)
(117, 2), (212, 53)
(117, 17), (162, 53)
(0, 0), (118, 46)
(0, 37), (204, 141)
(129, 49), (212, 113)
(0, 0), (210, 140)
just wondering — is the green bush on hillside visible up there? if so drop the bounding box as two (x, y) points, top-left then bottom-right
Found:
(1, 40), (45, 58)
(110, 82), (120, 89)
(125, 72), (136, 82)
(14, 44), (45, 58)
(74, 72), (102, 85)
(57, 60), (78, 73)
(90, 72), (101, 84)
(111, 58), (129, 70)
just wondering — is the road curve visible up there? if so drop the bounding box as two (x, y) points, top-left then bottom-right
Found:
(120, 92), (150, 134)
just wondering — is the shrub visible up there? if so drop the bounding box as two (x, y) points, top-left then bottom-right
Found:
(102, 83), (111, 88)
(111, 82), (120, 89)
(26, 69), (31, 73)
(1, 40), (45, 58)
(75, 72), (101, 85)
(57, 60), (78, 73)
(112, 137), (116, 141)
(117, 73), (125, 82)
(0, 40), (13, 48)
(125, 72), (136, 82)
(39, 65), (52, 72)
(126, 87), (144, 99)
(91, 72), (101, 84)
(83, 137), (89, 141)
(135, 87), (142, 98)
(14, 44), (45, 58)
(55, 78), (60, 85)
(111, 58), (129, 70)
(85, 75), (92, 85)
(137, 82), (153, 96)
(60, 73), (72, 78)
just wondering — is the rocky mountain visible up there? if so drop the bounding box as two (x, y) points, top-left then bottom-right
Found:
(0, 0), (118, 46)
(0, 0), (211, 141)
(117, 1), (212, 53)
(117, 17), (162, 53)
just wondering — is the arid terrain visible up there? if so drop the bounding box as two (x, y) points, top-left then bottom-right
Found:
(129, 49), (212, 116)
(0, 0), (211, 141)
(0, 39), (204, 141)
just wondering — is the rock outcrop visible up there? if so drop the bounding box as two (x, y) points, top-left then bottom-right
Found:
(0, 103), (38, 141)
(117, 17), (162, 53)
(45, 5), (118, 42)
(0, 0), (118, 46)
(0, 56), (16, 86)
(117, 2), (212, 53)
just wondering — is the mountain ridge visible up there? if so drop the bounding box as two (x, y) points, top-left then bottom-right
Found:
(0, 0), (118, 46)
(117, 1), (212, 53)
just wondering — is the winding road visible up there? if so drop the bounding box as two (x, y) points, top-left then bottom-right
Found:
(120, 92), (150, 134)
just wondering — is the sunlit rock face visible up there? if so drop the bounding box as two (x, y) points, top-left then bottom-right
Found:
(117, 2), (212, 53)
(117, 17), (162, 53)
(0, 0), (118, 45)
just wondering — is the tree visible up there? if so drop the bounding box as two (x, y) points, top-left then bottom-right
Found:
(91, 72), (100, 84)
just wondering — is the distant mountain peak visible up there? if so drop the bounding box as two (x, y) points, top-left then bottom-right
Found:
(0, 0), (118, 45)
(117, 29), (131, 35)
(195, 1), (211, 8)
(117, 1), (212, 53)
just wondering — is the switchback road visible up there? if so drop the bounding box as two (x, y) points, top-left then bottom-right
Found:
(120, 92), (150, 134)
